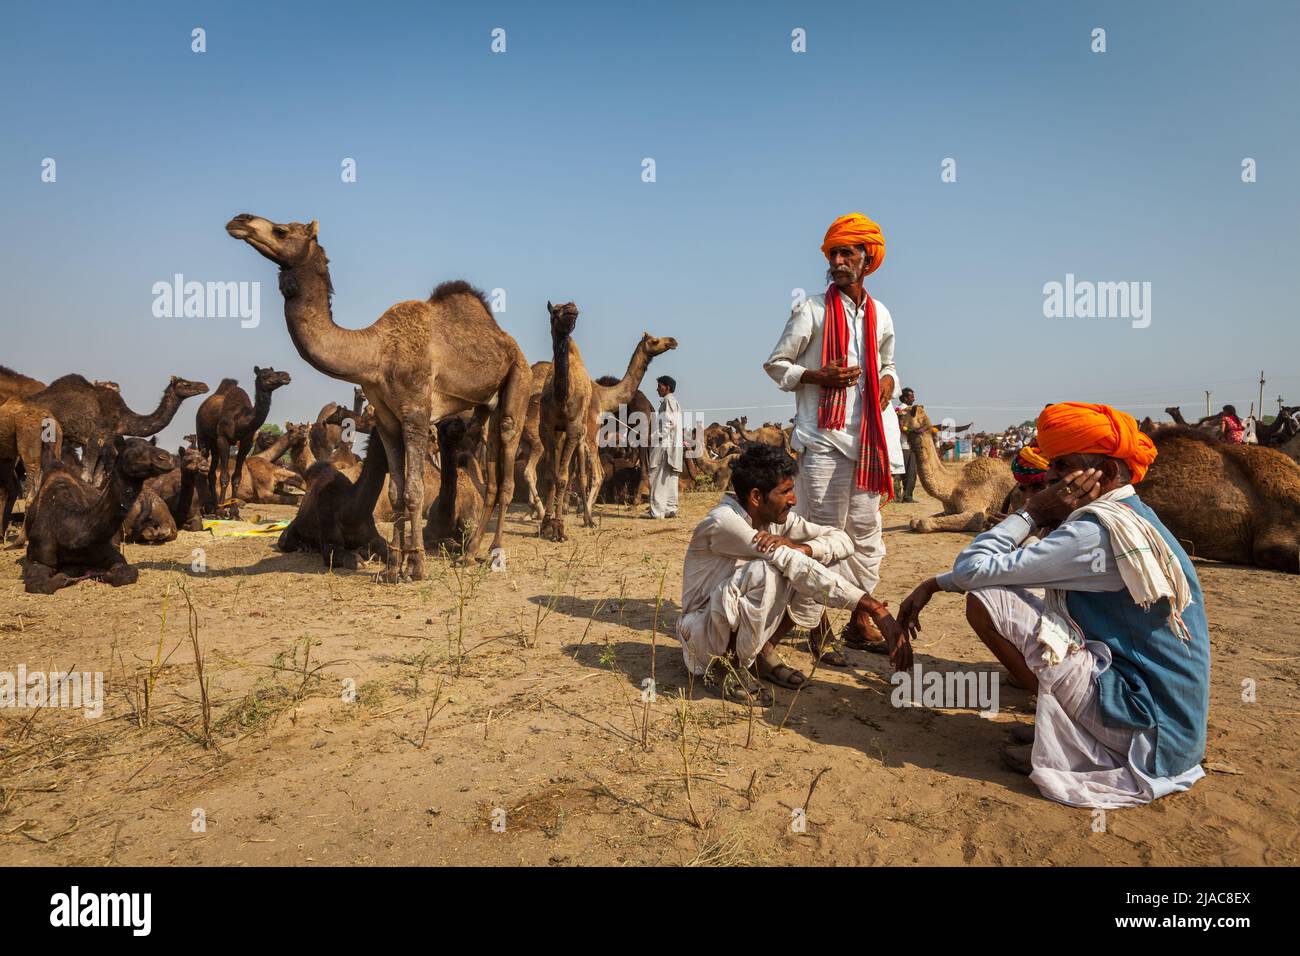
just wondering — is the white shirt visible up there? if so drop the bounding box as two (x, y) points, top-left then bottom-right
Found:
(652, 393), (683, 471)
(681, 494), (862, 617)
(764, 291), (897, 457)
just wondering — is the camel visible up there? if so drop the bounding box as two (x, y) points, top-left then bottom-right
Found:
(898, 404), (1015, 532)
(727, 416), (790, 453)
(424, 416), (487, 555)
(23, 436), (175, 593)
(594, 376), (659, 506)
(0, 396), (63, 541)
(29, 374), (209, 482)
(536, 302), (597, 541)
(0, 365), (46, 402)
(227, 214), (530, 579)
(195, 366), (292, 511)
(1138, 427), (1300, 573)
(123, 446), (211, 542)
(690, 449), (740, 493)
(277, 444), (390, 569)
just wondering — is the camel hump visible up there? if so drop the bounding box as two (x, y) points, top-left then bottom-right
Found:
(216, 378), (239, 393)
(46, 373), (93, 389)
(429, 280), (492, 315)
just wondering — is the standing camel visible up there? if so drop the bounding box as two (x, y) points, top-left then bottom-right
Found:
(538, 302), (595, 541)
(29, 374), (209, 482)
(227, 213), (531, 579)
(195, 366), (292, 509)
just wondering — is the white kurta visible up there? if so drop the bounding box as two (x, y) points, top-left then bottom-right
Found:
(648, 393), (683, 517)
(677, 495), (868, 674)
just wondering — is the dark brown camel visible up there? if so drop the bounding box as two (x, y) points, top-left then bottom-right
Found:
(23, 436), (174, 593)
(0, 365), (46, 402)
(29, 374), (208, 482)
(277, 443), (389, 569)
(424, 416), (486, 556)
(195, 367), (291, 511)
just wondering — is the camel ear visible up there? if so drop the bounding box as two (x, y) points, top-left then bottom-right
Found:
(170, 375), (179, 384)
(254, 365), (262, 375)
(308, 219), (319, 238)
(149, 436), (157, 446)
(547, 301), (553, 311)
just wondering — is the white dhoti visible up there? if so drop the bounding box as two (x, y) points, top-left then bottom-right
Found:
(789, 447), (884, 626)
(677, 547), (865, 675)
(972, 585), (1205, 808)
(648, 448), (679, 517)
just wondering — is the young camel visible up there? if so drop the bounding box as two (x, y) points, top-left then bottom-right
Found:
(538, 302), (596, 541)
(227, 214), (530, 579)
(898, 404), (1015, 532)
(195, 367), (292, 511)
(23, 437), (175, 593)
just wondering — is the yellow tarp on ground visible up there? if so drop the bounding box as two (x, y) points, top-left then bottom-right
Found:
(201, 519), (291, 537)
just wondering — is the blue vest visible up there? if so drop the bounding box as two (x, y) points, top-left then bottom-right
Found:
(1064, 496), (1211, 778)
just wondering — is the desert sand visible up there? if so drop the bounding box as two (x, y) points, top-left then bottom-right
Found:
(1, 489), (1296, 866)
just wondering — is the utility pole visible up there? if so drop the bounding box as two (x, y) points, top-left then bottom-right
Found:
(1205, 390), (1212, 417)
(1258, 371), (1265, 420)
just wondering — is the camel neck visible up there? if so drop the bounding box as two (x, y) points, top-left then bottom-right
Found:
(910, 422), (957, 501)
(279, 252), (380, 384)
(120, 385), (180, 436)
(92, 466), (146, 532)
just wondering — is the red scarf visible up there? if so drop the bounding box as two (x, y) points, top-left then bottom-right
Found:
(817, 285), (893, 499)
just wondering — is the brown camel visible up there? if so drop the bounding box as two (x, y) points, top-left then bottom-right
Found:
(1138, 427), (1300, 573)
(424, 416), (487, 555)
(227, 214), (530, 579)
(727, 416), (788, 450)
(122, 488), (177, 544)
(29, 374), (209, 482)
(123, 446), (211, 542)
(0, 365), (46, 402)
(538, 302), (596, 541)
(898, 404), (1015, 532)
(195, 366), (292, 510)
(277, 444), (389, 569)
(0, 396), (63, 541)
(690, 449), (740, 493)
(23, 437), (175, 593)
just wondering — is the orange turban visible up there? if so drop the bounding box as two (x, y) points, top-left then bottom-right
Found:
(821, 213), (885, 275)
(1036, 403), (1158, 483)
(1017, 445), (1050, 471)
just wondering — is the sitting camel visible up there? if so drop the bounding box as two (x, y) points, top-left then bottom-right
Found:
(278, 444), (389, 569)
(1139, 427), (1300, 573)
(23, 437), (175, 593)
(124, 446), (211, 542)
(898, 404), (1015, 532)
(122, 487), (177, 544)
(424, 416), (486, 556)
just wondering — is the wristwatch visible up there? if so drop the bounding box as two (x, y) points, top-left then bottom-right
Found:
(1012, 509), (1035, 527)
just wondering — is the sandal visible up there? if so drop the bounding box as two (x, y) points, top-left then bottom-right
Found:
(808, 630), (849, 667)
(708, 658), (774, 707)
(841, 619), (889, 654)
(756, 654), (807, 689)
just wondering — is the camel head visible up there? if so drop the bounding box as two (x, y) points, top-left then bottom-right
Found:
(167, 376), (210, 400)
(114, 436), (175, 481)
(253, 366), (292, 394)
(640, 332), (679, 357)
(547, 301), (579, 341)
(178, 447), (210, 475)
(285, 422), (310, 449)
(226, 214), (320, 267)
(899, 403), (933, 434)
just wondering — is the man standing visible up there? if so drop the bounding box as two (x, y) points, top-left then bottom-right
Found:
(678, 445), (907, 704)
(764, 212), (896, 663)
(647, 375), (683, 519)
(896, 386), (918, 503)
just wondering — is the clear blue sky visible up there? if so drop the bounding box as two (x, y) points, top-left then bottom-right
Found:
(3, 0), (1297, 450)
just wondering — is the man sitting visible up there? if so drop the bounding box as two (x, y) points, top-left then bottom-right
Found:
(678, 445), (907, 706)
(897, 403), (1210, 808)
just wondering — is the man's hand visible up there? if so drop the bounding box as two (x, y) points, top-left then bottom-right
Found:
(878, 373), (895, 410)
(752, 531), (810, 556)
(877, 613), (912, 672)
(1024, 468), (1105, 527)
(897, 577), (940, 643)
(802, 357), (861, 389)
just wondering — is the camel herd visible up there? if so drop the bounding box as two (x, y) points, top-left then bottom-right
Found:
(3, 212), (1298, 593)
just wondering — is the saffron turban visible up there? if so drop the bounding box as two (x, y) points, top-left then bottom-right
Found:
(1036, 402), (1158, 484)
(1012, 445), (1050, 484)
(821, 213), (885, 275)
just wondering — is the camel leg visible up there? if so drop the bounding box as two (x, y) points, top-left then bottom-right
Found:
(910, 511), (986, 533)
(376, 427), (407, 583)
(230, 442), (251, 504)
(400, 413), (430, 580)
(0, 459), (16, 544)
(101, 547), (139, 587)
(580, 436), (600, 527)
(464, 363), (528, 562)
(523, 438), (545, 520)
(215, 437), (232, 504)
(1253, 528), (1300, 574)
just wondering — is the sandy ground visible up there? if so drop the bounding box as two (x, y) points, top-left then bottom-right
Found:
(0, 488), (1297, 867)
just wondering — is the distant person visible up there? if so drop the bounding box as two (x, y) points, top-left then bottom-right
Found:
(895, 387), (918, 502)
(647, 375), (682, 518)
(677, 445), (907, 705)
(1219, 405), (1245, 444)
(763, 212), (897, 663)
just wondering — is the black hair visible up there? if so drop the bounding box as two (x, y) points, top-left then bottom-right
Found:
(656, 375), (676, 393)
(731, 443), (797, 503)
(1222, 404), (1238, 418)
